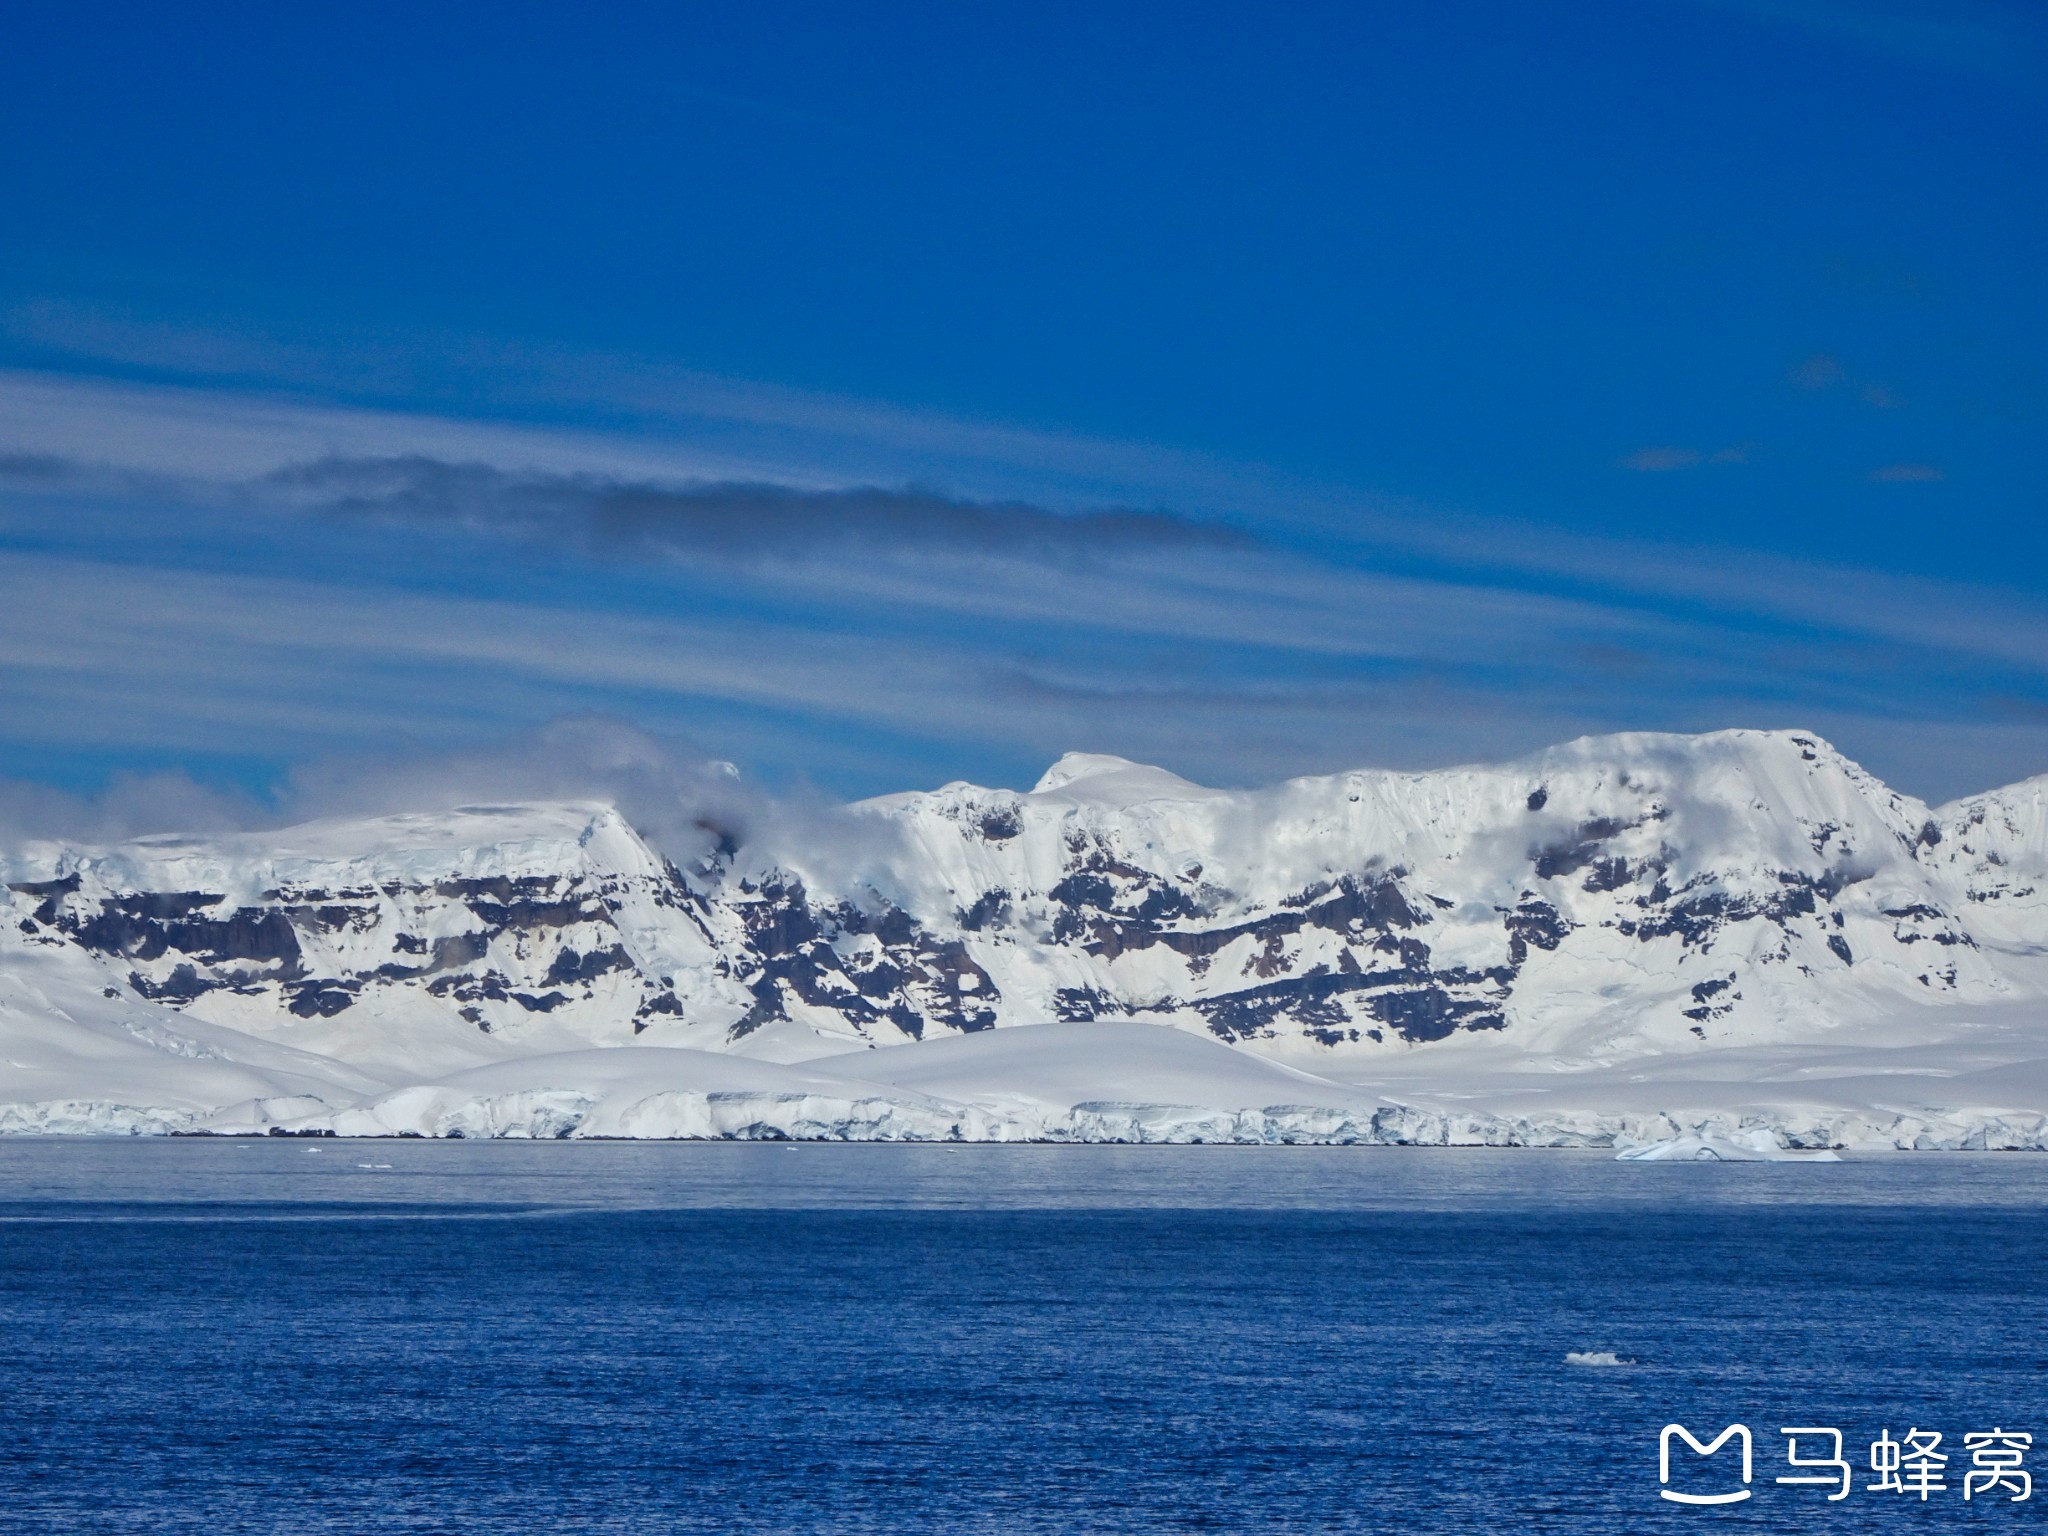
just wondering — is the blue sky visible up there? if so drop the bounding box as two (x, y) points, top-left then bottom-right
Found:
(0, 0), (2044, 819)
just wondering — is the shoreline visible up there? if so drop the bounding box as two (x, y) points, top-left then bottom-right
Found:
(5, 1094), (2045, 1152)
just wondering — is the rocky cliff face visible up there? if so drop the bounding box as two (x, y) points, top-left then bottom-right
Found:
(823, 731), (2028, 1058)
(6, 730), (2045, 1065)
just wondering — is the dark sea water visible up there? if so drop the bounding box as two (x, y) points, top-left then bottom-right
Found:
(1, 1142), (2044, 1534)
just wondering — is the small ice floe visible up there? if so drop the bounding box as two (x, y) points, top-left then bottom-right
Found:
(1614, 1128), (1840, 1163)
(1565, 1351), (1633, 1368)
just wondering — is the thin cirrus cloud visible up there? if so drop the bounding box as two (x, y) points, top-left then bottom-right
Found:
(0, 459), (2035, 805)
(1788, 351), (1904, 408)
(0, 543), (1672, 789)
(1619, 446), (1704, 472)
(1, 365), (2048, 810)
(0, 306), (1263, 514)
(1870, 463), (1945, 483)
(260, 455), (1231, 561)
(1789, 353), (1848, 390)
(1617, 445), (1751, 471)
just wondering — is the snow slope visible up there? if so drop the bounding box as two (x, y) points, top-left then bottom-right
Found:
(5, 728), (2048, 1144)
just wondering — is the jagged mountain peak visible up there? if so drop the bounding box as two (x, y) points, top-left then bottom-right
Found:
(4, 728), (2046, 1071)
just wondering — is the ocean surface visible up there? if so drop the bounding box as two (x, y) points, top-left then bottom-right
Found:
(1, 1142), (2044, 1534)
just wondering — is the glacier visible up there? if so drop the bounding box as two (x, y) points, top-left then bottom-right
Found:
(4, 727), (2048, 1147)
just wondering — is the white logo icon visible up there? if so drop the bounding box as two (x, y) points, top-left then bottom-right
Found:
(1659, 1423), (1753, 1505)
(1660, 1420), (2033, 1504)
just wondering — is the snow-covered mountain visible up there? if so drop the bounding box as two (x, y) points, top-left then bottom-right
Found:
(6, 728), (2048, 1146)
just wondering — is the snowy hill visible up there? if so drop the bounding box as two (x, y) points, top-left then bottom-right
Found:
(6, 728), (2048, 1146)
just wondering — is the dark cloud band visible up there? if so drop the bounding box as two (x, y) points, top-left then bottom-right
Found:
(260, 456), (1240, 561)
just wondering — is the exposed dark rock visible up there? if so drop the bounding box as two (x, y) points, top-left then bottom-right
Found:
(433, 875), (559, 903)
(736, 877), (823, 954)
(1533, 819), (1630, 881)
(977, 808), (1022, 841)
(717, 876), (999, 1041)
(9, 873), (83, 925)
(544, 944), (632, 987)
(6, 873), (81, 901)
(70, 902), (303, 971)
(284, 903), (373, 934)
(1054, 986), (1119, 1022)
(288, 982), (358, 1018)
(431, 933), (491, 971)
(633, 991), (684, 1034)
(1581, 857), (1636, 894)
(959, 888), (1010, 931)
(130, 964), (216, 1002)
(1194, 966), (1505, 1044)
(1502, 898), (1571, 966)
(464, 896), (590, 930)
(1611, 859), (1883, 955)
(1682, 974), (1740, 1023)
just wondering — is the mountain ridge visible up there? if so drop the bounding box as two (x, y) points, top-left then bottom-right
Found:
(4, 727), (2048, 1143)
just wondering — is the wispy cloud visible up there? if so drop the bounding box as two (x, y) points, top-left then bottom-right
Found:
(1787, 351), (1906, 409)
(1, 366), (2046, 807)
(0, 306), (1263, 514)
(1870, 462), (1944, 482)
(1618, 445), (1752, 472)
(1619, 446), (1703, 472)
(263, 456), (1232, 560)
(0, 769), (262, 845)
(1790, 353), (1848, 390)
